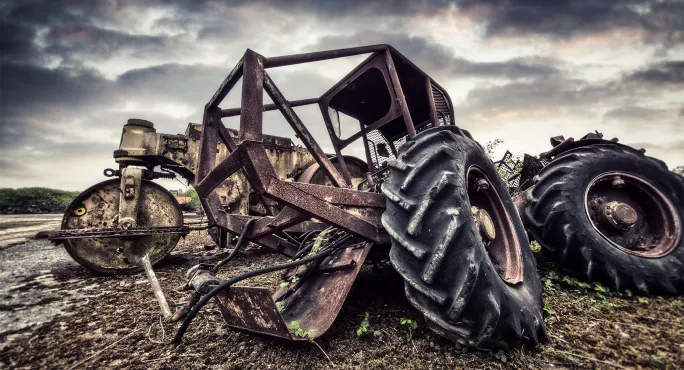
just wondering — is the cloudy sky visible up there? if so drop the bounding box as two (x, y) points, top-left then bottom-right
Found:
(1, 0), (683, 191)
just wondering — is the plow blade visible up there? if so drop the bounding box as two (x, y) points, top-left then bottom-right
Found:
(215, 242), (372, 340)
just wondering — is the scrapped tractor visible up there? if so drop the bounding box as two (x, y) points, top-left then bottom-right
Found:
(496, 133), (684, 295)
(42, 45), (547, 349)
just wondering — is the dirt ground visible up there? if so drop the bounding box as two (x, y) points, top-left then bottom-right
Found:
(1, 229), (683, 369)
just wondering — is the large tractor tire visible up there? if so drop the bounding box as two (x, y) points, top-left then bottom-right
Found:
(381, 126), (546, 349)
(525, 144), (683, 295)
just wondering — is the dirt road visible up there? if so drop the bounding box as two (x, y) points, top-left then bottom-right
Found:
(0, 214), (62, 248)
(0, 216), (682, 369)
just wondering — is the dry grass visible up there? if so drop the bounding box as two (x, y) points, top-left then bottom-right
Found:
(1, 230), (682, 369)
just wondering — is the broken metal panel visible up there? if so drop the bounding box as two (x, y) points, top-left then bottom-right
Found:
(215, 287), (292, 339)
(216, 241), (373, 340)
(275, 242), (372, 339)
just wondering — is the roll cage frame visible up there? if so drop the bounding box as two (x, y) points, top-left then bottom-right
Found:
(194, 44), (458, 255)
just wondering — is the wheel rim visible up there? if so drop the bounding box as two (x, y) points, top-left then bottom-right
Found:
(584, 171), (681, 258)
(467, 166), (523, 284)
(62, 179), (183, 273)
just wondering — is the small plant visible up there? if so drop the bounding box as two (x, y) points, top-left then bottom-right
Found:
(651, 351), (665, 362)
(638, 297), (649, 304)
(355, 312), (382, 339)
(287, 321), (314, 338)
(530, 241), (541, 253)
(276, 301), (286, 312)
(566, 354), (581, 364)
(592, 282), (610, 294)
(356, 312), (370, 337)
(454, 342), (469, 354)
(279, 281), (290, 288)
(400, 317), (418, 340)
(491, 349), (509, 363)
(543, 301), (555, 316)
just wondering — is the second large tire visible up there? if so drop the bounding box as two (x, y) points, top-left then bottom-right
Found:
(525, 144), (684, 295)
(381, 127), (546, 349)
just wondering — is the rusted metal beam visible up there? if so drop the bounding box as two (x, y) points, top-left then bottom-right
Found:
(263, 44), (388, 68)
(263, 72), (349, 188)
(207, 56), (244, 110)
(248, 207), (310, 239)
(195, 146), (244, 197)
(240, 141), (279, 194)
(221, 98), (319, 118)
(266, 178), (387, 243)
(218, 120), (238, 152)
(287, 182), (385, 208)
(195, 107), (220, 184)
(216, 213), (297, 256)
(267, 207), (310, 230)
(240, 50), (265, 142)
(338, 112), (400, 150)
(319, 103), (353, 185)
(199, 190), (224, 225)
(384, 49), (416, 138)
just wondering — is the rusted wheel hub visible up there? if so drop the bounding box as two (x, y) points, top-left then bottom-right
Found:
(599, 201), (638, 230)
(467, 167), (522, 284)
(472, 206), (496, 241)
(585, 172), (681, 257)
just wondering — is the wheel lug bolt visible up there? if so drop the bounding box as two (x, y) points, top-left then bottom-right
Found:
(475, 178), (489, 192)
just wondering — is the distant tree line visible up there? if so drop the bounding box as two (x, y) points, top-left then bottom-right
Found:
(181, 187), (201, 212)
(0, 188), (80, 213)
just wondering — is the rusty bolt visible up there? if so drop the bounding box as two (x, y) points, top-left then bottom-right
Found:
(119, 217), (135, 230)
(611, 176), (625, 188)
(474, 178), (490, 193)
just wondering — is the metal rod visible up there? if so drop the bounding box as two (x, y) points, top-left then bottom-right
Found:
(384, 49), (416, 138)
(141, 254), (172, 319)
(319, 103), (353, 186)
(239, 50), (265, 142)
(263, 44), (388, 68)
(194, 107), (220, 184)
(426, 77), (438, 127)
(262, 72), (348, 188)
(207, 56), (244, 110)
(221, 98), (319, 117)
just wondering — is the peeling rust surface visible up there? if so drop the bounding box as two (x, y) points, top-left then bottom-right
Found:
(62, 179), (182, 274)
(215, 287), (291, 339)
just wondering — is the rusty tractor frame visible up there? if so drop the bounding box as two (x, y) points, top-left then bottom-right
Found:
(179, 45), (461, 339)
(194, 44), (457, 250)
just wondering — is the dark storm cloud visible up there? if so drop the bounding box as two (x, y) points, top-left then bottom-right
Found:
(0, 60), (221, 157)
(457, 0), (684, 46)
(0, 19), (44, 63)
(626, 60), (684, 84)
(42, 24), (178, 64)
(310, 32), (561, 80)
(457, 76), (625, 116)
(0, 0), (209, 67)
